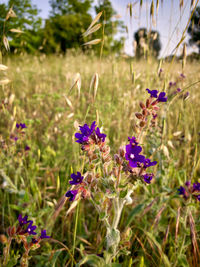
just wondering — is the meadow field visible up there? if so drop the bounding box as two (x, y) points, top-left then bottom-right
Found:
(0, 52), (200, 266)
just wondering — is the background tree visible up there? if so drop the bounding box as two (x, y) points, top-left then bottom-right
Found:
(0, 0), (42, 54)
(93, 0), (125, 55)
(43, 0), (93, 53)
(134, 28), (161, 59)
(188, 6), (200, 54)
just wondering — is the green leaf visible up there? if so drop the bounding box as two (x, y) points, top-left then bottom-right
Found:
(125, 203), (144, 227)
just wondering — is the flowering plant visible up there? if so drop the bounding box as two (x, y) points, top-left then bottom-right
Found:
(63, 89), (168, 265)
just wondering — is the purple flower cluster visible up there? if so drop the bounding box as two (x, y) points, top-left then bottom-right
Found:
(146, 89), (167, 102)
(125, 137), (157, 184)
(65, 172), (84, 201)
(16, 123), (27, 129)
(17, 214), (50, 240)
(75, 121), (106, 144)
(178, 181), (200, 201)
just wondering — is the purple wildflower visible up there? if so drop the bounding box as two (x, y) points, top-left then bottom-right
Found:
(95, 127), (106, 142)
(178, 186), (186, 195)
(169, 82), (176, 87)
(16, 123), (27, 129)
(31, 238), (38, 244)
(125, 144), (145, 168)
(40, 230), (50, 239)
(185, 181), (191, 187)
(193, 183), (200, 192)
(157, 92), (167, 102)
(18, 214), (31, 226)
(69, 172), (83, 185)
(180, 73), (186, 78)
(65, 190), (78, 201)
(75, 121), (96, 144)
(25, 221), (37, 235)
(143, 173), (153, 184)
(128, 136), (138, 145)
(196, 195), (200, 201)
(177, 88), (181, 92)
(143, 158), (157, 169)
(146, 89), (158, 98)
(25, 145), (30, 151)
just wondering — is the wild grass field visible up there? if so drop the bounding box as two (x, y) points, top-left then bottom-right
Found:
(0, 51), (200, 267)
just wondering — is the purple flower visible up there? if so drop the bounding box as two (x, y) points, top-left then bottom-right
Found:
(75, 121), (96, 144)
(157, 92), (167, 102)
(16, 123), (27, 129)
(69, 172), (83, 185)
(125, 144), (145, 168)
(40, 230), (50, 239)
(196, 195), (200, 201)
(18, 214), (31, 226)
(25, 221), (37, 235)
(193, 183), (200, 192)
(128, 136), (138, 145)
(180, 73), (186, 78)
(146, 89), (158, 98)
(65, 190), (78, 201)
(95, 127), (106, 142)
(143, 173), (153, 184)
(177, 88), (181, 92)
(169, 82), (176, 87)
(31, 238), (38, 244)
(185, 181), (191, 187)
(25, 145), (30, 151)
(143, 158), (157, 169)
(178, 186), (186, 195)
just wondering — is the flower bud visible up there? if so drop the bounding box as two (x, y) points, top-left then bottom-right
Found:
(139, 102), (145, 109)
(139, 121), (146, 127)
(135, 112), (143, 119)
(142, 109), (148, 116)
(146, 98), (151, 108)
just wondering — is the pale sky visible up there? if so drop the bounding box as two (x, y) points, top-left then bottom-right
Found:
(2, 0), (199, 57)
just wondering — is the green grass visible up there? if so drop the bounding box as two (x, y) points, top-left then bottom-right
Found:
(0, 53), (200, 266)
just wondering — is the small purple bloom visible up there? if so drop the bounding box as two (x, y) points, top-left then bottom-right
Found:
(16, 123), (20, 129)
(193, 183), (200, 192)
(65, 190), (78, 201)
(125, 144), (145, 168)
(180, 73), (186, 78)
(169, 82), (176, 87)
(128, 136), (138, 145)
(18, 214), (31, 226)
(69, 172), (83, 185)
(146, 89), (158, 98)
(196, 195), (200, 201)
(20, 123), (27, 129)
(25, 145), (30, 151)
(143, 173), (153, 184)
(177, 88), (181, 92)
(178, 186), (185, 195)
(75, 121), (96, 144)
(185, 181), (191, 187)
(157, 92), (167, 102)
(25, 221), (37, 235)
(31, 238), (38, 244)
(143, 158), (157, 169)
(40, 229), (50, 239)
(95, 127), (106, 142)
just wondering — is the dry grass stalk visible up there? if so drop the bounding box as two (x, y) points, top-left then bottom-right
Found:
(175, 207), (181, 243)
(83, 23), (102, 38)
(153, 205), (166, 228)
(68, 73), (81, 98)
(188, 211), (200, 266)
(86, 11), (103, 33)
(83, 39), (101, 46)
(162, 223), (170, 247)
(0, 64), (8, 71)
(90, 73), (99, 101)
(3, 36), (10, 51)
(142, 197), (158, 216)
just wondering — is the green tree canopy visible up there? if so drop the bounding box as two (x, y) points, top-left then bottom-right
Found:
(134, 28), (161, 59)
(0, 0), (42, 54)
(188, 6), (200, 53)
